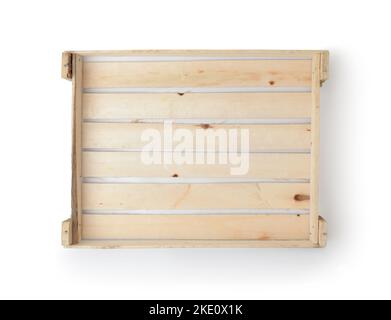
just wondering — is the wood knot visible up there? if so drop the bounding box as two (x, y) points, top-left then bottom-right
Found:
(199, 123), (212, 129)
(268, 80), (275, 86)
(172, 174), (179, 178)
(294, 194), (310, 201)
(178, 93), (185, 96)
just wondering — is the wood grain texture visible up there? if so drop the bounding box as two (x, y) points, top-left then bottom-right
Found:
(71, 239), (318, 248)
(83, 92), (312, 119)
(70, 49), (327, 58)
(82, 214), (310, 240)
(71, 55), (83, 243)
(82, 183), (310, 210)
(61, 52), (72, 80)
(62, 50), (328, 248)
(310, 54), (321, 243)
(61, 219), (72, 247)
(319, 216), (328, 248)
(320, 51), (329, 84)
(82, 152), (310, 179)
(83, 60), (312, 88)
(82, 123), (311, 151)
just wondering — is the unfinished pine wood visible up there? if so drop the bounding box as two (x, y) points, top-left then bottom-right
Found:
(83, 92), (312, 120)
(83, 60), (312, 88)
(310, 54), (321, 243)
(320, 51), (329, 84)
(72, 239), (317, 249)
(73, 50), (327, 59)
(82, 183), (310, 210)
(62, 52), (72, 80)
(82, 152), (310, 179)
(82, 214), (309, 240)
(318, 216), (328, 248)
(71, 55), (83, 243)
(82, 123), (311, 151)
(61, 219), (72, 246)
(62, 50), (328, 249)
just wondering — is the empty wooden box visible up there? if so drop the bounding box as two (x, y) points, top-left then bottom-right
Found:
(61, 50), (328, 248)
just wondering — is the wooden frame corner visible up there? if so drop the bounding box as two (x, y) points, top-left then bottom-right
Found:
(62, 219), (73, 247)
(318, 216), (328, 248)
(320, 51), (329, 85)
(61, 52), (73, 80)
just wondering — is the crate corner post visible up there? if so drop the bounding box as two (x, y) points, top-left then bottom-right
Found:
(61, 52), (73, 80)
(318, 216), (328, 248)
(61, 219), (73, 247)
(320, 50), (329, 86)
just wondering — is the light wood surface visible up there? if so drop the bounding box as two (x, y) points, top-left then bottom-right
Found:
(83, 92), (312, 120)
(310, 54), (321, 243)
(82, 183), (310, 210)
(61, 219), (72, 246)
(61, 52), (72, 80)
(82, 123), (311, 151)
(83, 60), (312, 88)
(67, 49), (328, 58)
(82, 214), (309, 240)
(319, 216), (328, 248)
(82, 152), (310, 179)
(62, 50), (328, 248)
(72, 239), (319, 249)
(71, 55), (83, 243)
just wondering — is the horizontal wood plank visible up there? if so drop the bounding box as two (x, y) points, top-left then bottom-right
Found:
(83, 92), (312, 119)
(73, 49), (326, 58)
(72, 239), (317, 248)
(82, 152), (310, 179)
(82, 123), (311, 151)
(83, 60), (312, 88)
(82, 183), (310, 210)
(81, 214), (309, 240)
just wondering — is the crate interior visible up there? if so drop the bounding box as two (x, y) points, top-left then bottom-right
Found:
(62, 50), (328, 248)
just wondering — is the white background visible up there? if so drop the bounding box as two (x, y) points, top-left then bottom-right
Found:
(0, 0), (390, 300)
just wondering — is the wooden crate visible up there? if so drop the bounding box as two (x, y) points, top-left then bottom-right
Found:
(61, 50), (328, 248)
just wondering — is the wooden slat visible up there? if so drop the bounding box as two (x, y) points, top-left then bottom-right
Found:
(71, 55), (83, 243)
(82, 152), (310, 179)
(82, 214), (309, 240)
(72, 239), (317, 248)
(310, 54), (321, 243)
(82, 123), (311, 151)
(83, 60), (312, 88)
(82, 183), (310, 210)
(74, 49), (326, 58)
(83, 92), (312, 119)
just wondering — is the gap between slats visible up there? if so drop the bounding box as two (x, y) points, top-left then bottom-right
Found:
(82, 209), (309, 215)
(83, 118), (311, 125)
(84, 56), (312, 62)
(84, 87), (311, 94)
(82, 148), (310, 153)
(82, 177), (310, 184)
